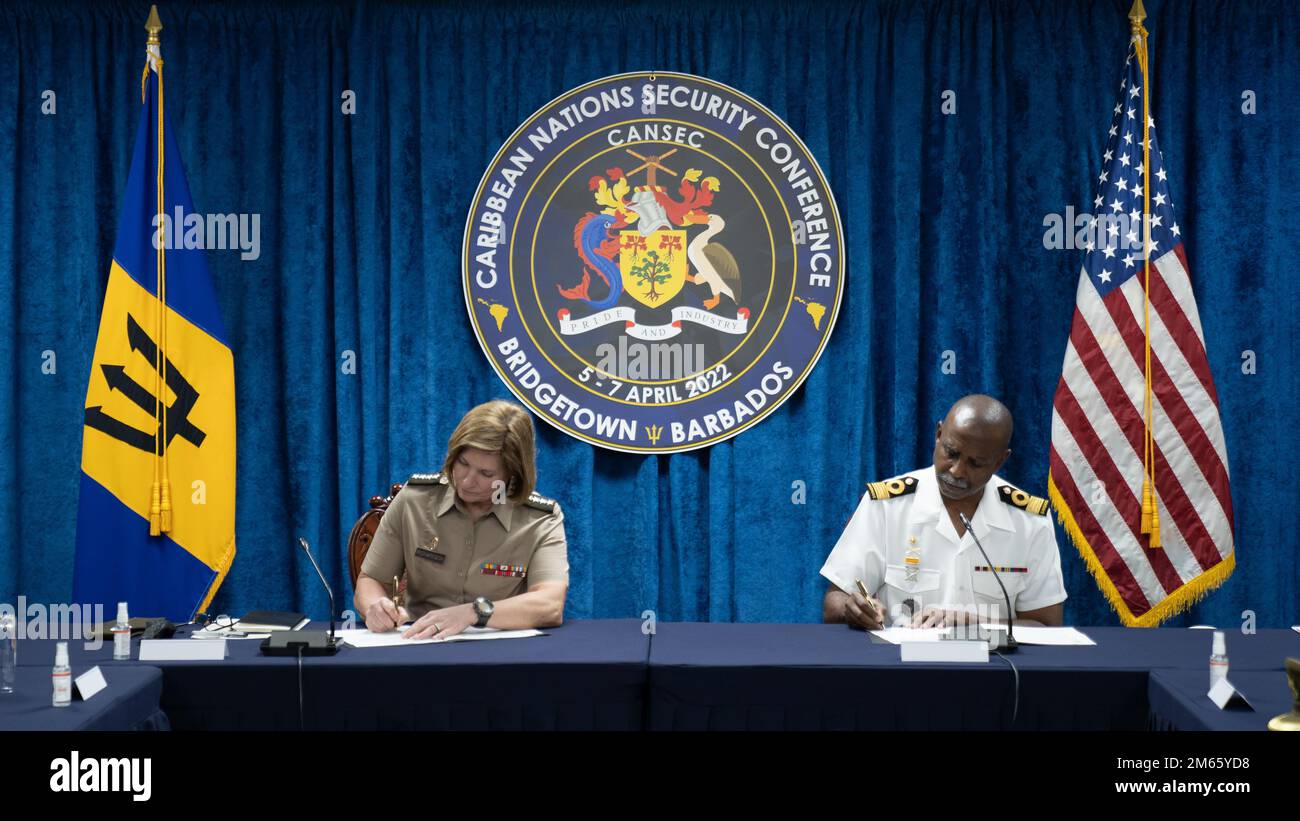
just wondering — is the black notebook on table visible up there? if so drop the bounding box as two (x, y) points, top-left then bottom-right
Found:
(237, 611), (310, 632)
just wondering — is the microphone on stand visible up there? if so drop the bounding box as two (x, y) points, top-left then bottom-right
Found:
(261, 536), (341, 656)
(958, 511), (1018, 653)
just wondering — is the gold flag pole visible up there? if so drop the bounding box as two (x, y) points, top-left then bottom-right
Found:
(1130, 0), (1161, 548)
(144, 5), (173, 534)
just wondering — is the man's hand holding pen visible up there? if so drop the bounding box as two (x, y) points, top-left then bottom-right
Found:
(843, 579), (886, 630)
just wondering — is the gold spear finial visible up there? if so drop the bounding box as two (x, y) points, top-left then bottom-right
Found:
(1128, 0), (1147, 34)
(146, 5), (163, 45)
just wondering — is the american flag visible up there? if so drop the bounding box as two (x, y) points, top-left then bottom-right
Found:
(1048, 36), (1234, 627)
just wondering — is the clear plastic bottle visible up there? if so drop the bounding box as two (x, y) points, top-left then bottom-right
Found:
(0, 614), (16, 694)
(113, 602), (131, 660)
(52, 642), (71, 707)
(1209, 630), (1229, 690)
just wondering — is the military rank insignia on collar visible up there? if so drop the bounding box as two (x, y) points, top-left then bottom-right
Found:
(998, 484), (1050, 515)
(408, 472), (446, 485)
(866, 475), (919, 500)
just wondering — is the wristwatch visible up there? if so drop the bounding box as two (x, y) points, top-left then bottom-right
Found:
(472, 597), (494, 628)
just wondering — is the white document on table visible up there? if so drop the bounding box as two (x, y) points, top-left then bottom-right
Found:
(1292, 626), (1299, 635)
(192, 624), (270, 640)
(872, 626), (1095, 646)
(980, 625), (1096, 646)
(448, 627), (545, 642)
(337, 626), (544, 648)
(868, 628), (947, 644)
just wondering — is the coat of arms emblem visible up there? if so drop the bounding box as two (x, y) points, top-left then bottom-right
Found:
(464, 72), (844, 453)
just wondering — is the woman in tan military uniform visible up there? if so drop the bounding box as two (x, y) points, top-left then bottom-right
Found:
(353, 400), (568, 639)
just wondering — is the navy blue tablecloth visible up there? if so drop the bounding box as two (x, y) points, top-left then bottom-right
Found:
(11, 622), (1293, 731)
(107, 619), (648, 730)
(646, 624), (1300, 731)
(1029, 627), (1298, 672)
(0, 666), (168, 731)
(1148, 670), (1296, 731)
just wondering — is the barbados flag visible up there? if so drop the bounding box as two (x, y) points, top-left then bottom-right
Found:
(72, 11), (235, 621)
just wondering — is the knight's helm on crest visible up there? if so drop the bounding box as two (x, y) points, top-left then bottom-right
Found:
(628, 188), (672, 235)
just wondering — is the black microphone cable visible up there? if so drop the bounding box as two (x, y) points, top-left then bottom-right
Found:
(297, 644), (305, 731)
(958, 511), (1023, 725)
(992, 650), (1020, 727)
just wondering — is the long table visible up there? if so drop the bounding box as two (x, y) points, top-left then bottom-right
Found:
(645, 624), (1299, 730)
(17, 619), (650, 730)
(1148, 669), (1295, 731)
(0, 665), (167, 731)
(10, 622), (1297, 731)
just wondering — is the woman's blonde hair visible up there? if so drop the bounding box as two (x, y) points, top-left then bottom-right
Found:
(442, 400), (536, 503)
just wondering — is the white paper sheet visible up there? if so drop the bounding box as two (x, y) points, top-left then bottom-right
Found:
(336, 626), (544, 648)
(192, 621), (270, 640)
(192, 628), (270, 640)
(980, 625), (1096, 646)
(868, 628), (947, 644)
(871, 626), (1096, 646)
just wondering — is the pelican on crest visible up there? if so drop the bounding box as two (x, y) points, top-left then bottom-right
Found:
(686, 214), (740, 310)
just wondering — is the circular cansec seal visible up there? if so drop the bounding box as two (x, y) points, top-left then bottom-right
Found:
(463, 72), (844, 453)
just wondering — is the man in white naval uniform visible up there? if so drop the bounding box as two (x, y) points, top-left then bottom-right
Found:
(821, 395), (1067, 630)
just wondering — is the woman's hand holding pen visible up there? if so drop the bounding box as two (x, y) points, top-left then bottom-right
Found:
(364, 597), (409, 632)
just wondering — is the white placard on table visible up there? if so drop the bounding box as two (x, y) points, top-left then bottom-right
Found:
(900, 640), (989, 663)
(139, 638), (227, 661)
(73, 666), (108, 701)
(1208, 677), (1254, 711)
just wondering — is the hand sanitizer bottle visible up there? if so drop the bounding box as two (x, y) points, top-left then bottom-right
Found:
(0, 614), (15, 694)
(52, 642), (72, 707)
(113, 602), (131, 660)
(1209, 630), (1229, 690)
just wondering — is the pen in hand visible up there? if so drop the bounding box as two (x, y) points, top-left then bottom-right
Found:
(392, 576), (403, 629)
(854, 579), (883, 627)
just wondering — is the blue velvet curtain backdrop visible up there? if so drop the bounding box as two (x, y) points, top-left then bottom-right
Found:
(1, 0), (1295, 627)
